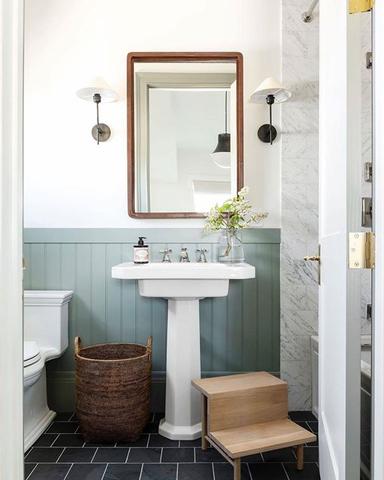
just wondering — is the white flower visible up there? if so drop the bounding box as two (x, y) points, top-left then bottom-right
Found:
(239, 186), (249, 196)
(204, 185), (268, 233)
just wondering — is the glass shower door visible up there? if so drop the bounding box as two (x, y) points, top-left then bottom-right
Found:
(358, 8), (373, 480)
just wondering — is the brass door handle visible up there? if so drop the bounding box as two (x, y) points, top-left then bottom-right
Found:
(304, 255), (320, 262)
(304, 246), (321, 285)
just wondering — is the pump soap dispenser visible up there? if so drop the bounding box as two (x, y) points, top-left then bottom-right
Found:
(134, 237), (149, 264)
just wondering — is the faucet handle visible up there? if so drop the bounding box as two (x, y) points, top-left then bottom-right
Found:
(179, 247), (190, 262)
(196, 248), (208, 263)
(160, 248), (172, 262)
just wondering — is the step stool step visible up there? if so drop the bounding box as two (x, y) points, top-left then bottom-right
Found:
(209, 418), (317, 459)
(193, 372), (285, 397)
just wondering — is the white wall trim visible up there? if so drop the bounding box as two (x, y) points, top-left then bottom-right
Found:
(0, 0), (24, 478)
(372, 3), (384, 478)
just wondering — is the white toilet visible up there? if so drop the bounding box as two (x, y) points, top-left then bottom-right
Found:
(23, 290), (73, 451)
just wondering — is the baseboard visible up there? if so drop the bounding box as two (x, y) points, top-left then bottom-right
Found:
(47, 370), (280, 412)
(24, 410), (56, 451)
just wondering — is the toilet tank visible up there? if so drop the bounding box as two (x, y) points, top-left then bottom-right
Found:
(24, 291), (74, 359)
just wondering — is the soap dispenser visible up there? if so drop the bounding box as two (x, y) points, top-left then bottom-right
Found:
(134, 237), (149, 264)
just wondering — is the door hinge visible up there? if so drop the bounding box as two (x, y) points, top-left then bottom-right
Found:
(349, 0), (374, 13)
(349, 232), (375, 269)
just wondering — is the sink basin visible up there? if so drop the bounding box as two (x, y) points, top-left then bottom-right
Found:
(112, 261), (255, 440)
(112, 262), (255, 298)
(112, 262), (255, 279)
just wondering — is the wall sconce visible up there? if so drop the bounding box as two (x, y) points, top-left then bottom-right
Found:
(76, 77), (118, 144)
(250, 77), (292, 145)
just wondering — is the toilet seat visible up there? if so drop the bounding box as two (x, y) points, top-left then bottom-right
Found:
(24, 341), (44, 389)
(24, 341), (42, 367)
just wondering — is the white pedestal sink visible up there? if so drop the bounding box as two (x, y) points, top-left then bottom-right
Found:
(112, 262), (255, 440)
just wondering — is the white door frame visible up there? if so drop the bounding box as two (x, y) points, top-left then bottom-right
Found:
(372, 3), (384, 479)
(0, 0), (24, 479)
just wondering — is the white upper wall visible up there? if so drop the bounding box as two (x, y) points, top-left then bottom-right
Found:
(24, 0), (282, 228)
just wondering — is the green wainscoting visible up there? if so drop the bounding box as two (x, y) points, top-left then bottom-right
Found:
(24, 228), (281, 411)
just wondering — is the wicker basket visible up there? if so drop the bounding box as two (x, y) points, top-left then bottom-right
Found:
(75, 336), (152, 442)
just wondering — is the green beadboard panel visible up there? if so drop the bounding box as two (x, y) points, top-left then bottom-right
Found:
(24, 228), (280, 411)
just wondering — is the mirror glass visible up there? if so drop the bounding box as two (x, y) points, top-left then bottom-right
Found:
(128, 54), (243, 218)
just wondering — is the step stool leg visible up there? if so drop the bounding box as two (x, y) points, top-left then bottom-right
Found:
(234, 458), (241, 480)
(201, 395), (208, 450)
(296, 445), (304, 470)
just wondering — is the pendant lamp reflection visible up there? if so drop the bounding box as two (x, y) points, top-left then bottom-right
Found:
(211, 91), (231, 169)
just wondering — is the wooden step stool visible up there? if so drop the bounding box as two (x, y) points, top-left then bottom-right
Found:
(192, 372), (316, 480)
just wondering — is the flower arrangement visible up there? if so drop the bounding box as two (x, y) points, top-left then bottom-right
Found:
(205, 186), (268, 234)
(204, 187), (268, 260)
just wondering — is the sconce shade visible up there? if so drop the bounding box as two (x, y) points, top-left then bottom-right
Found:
(76, 77), (118, 102)
(250, 77), (292, 104)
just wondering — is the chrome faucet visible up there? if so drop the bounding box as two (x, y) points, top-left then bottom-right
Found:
(196, 248), (208, 263)
(179, 248), (190, 262)
(160, 248), (172, 263)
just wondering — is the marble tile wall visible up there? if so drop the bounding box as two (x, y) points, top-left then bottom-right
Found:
(281, 0), (319, 410)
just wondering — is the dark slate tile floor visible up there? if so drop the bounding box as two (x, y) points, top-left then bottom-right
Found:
(24, 411), (320, 479)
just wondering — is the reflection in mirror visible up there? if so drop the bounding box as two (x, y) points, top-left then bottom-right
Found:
(145, 85), (234, 214)
(127, 53), (243, 218)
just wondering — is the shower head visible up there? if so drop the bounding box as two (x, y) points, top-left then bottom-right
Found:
(302, 0), (319, 23)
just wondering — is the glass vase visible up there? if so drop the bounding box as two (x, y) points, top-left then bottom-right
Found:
(217, 229), (245, 263)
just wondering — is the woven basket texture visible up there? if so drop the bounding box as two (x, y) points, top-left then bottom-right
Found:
(75, 336), (152, 442)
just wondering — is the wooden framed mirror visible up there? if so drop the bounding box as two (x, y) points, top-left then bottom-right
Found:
(127, 52), (244, 218)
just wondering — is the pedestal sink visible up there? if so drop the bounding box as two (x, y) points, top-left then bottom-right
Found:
(112, 262), (255, 440)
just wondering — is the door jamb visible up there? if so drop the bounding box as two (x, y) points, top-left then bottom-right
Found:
(0, 0), (24, 479)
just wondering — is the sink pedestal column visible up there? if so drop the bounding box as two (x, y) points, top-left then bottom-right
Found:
(159, 298), (202, 440)
(111, 262), (255, 440)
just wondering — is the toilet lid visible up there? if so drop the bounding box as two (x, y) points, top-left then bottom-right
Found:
(24, 341), (41, 367)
